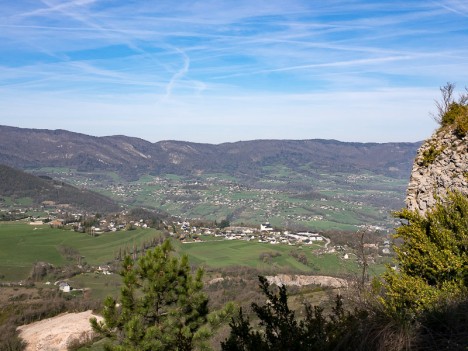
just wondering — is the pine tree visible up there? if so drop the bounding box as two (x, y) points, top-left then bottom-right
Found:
(91, 240), (212, 351)
(221, 276), (359, 351)
(381, 191), (468, 314)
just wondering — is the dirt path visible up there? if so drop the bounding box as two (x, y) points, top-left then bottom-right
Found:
(17, 310), (102, 351)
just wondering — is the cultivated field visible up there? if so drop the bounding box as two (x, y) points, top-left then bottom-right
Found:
(174, 239), (357, 276)
(0, 222), (389, 286)
(0, 222), (162, 281)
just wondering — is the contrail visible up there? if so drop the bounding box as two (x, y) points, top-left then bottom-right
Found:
(163, 48), (190, 101)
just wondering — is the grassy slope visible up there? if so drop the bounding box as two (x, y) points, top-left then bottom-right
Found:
(173, 239), (359, 276)
(0, 222), (162, 280)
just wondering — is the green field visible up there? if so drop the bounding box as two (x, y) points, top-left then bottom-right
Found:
(174, 239), (359, 276)
(0, 222), (385, 285)
(0, 222), (163, 281)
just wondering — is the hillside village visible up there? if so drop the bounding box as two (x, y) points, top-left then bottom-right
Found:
(1, 193), (393, 263)
(23, 166), (401, 235)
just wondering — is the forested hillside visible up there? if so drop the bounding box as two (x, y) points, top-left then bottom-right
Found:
(0, 164), (119, 213)
(0, 125), (420, 180)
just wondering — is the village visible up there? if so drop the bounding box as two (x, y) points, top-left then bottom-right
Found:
(1, 196), (392, 257)
(25, 167), (400, 234)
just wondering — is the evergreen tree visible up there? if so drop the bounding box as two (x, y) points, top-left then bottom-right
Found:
(221, 276), (360, 351)
(91, 240), (213, 351)
(381, 191), (468, 314)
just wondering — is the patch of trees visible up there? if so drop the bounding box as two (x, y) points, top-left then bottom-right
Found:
(258, 251), (281, 264)
(113, 235), (166, 262)
(0, 211), (29, 221)
(289, 248), (308, 265)
(126, 207), (169, 229)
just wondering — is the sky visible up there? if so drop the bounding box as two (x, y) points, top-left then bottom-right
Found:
(1, 0), (467, 144)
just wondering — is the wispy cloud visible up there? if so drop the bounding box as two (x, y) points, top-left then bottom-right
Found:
(163, 48), (190, 101)
(437, 0), (468, 17)
(15, 0), (97, 19)
(0, 0), (467, 142)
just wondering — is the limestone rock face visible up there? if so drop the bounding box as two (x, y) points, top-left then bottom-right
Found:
(265, 274), (348, 289)
(406, 128), (467, 214)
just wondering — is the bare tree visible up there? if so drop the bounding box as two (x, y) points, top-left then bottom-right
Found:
(355, 227), (370, 291)
(432, 82), (468, 125)
(432, 82), (456, 124)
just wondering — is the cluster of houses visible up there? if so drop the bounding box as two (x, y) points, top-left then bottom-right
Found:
(52, 264), (114, 293)
(179, 221), (326, 247)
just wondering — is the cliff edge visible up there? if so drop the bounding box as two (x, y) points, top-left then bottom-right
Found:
(406, 128), (467, 214)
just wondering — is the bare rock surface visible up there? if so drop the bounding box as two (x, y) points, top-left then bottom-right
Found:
(265, 274), (348, 289)
(17, 310), (102, 351)
(406, 128), (467, 214)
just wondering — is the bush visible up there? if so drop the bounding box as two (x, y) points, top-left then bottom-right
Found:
(420, 143), (444, 166)
(434, 83), (468, 137)
(380, 192), (468, 315)
(221, 276), (367, 351)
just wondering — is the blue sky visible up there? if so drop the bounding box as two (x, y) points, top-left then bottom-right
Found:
(1, 0), (467, 144)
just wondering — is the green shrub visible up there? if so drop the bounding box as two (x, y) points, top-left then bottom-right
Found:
(454, 105), (468, 137)
(441, 102), (468, 137)
(421, 143), (444, 166)
(441, 102), (463, 125)
(381, 192), (468, 315)
(434, 83), (468, 137)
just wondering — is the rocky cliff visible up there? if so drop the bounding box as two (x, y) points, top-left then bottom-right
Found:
(265, 274), (348, 289)
(406, 128), (467, 213)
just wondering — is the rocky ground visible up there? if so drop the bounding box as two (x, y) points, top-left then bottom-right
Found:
(265, 274), (348, 289)
(17, 310), (102, 351)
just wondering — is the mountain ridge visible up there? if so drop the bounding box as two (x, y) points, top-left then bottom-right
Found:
(0, 125), (421, 180)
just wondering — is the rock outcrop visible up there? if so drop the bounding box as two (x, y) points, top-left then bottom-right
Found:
(265, 274), (348, 289)
(406, 128), (467, 214)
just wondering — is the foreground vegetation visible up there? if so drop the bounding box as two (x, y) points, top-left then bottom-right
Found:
(81, 191), (467, 351)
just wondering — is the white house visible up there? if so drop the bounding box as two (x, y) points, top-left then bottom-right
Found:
(260, 222), (273, 232)
(58, 282), (71, 293)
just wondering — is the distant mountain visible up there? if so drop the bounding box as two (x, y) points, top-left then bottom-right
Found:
(0, 125), (420, 180)
(0, 164), (119, 213)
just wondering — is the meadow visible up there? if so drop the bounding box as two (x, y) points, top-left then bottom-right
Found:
(0, 220), (391, 283)
(0, 222), (162, 281)
(173, 239), (359, 276)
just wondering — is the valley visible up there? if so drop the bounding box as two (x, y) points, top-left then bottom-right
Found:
(0, 126), (419, 350)
(28, 166), (408, 232)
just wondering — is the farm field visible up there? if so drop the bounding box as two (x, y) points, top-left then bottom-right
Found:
(0, 222), (390, 284)
(0, 222), (163, 281)
(171, 239), (386, 278)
